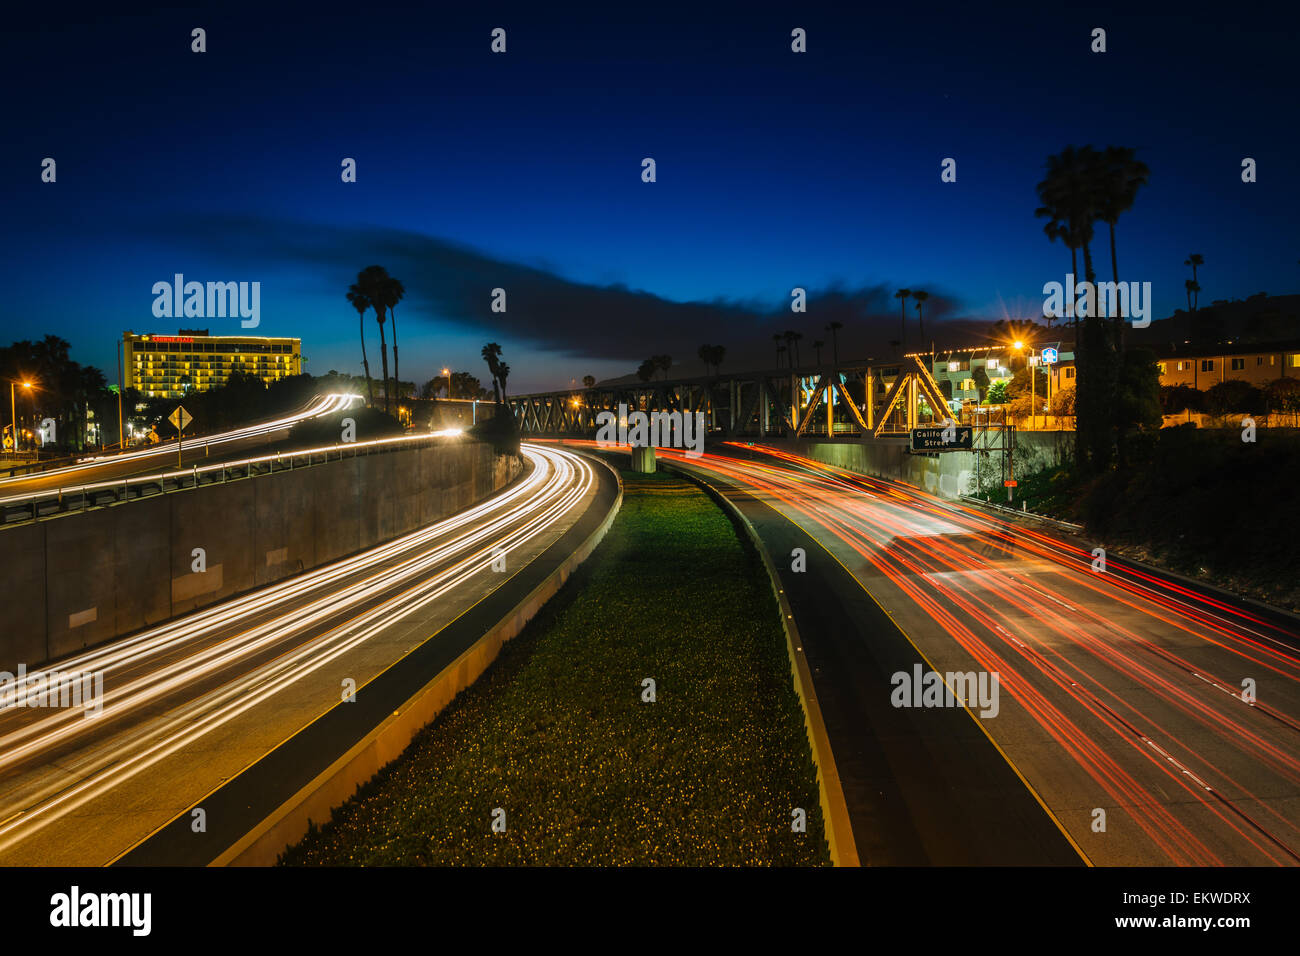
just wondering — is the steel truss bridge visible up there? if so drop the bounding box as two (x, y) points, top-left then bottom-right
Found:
(508, 356), (955, 439)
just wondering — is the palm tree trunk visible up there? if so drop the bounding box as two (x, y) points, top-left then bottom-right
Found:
(359, 313), (374, 407)
(390, 306), (400, 403)
(1109, 221), (1125, 353)
(376, 311), (391, 415)
(1069, 247), (1079, 328)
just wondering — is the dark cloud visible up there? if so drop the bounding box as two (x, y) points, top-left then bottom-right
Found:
(135, 214), (995, 383)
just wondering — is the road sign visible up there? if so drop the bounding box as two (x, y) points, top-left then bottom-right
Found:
(911, 426), (973, 451)
(1004, 479), (1017, 487)
(1041, 347), (1059, 365)
(168, 405), (192, 432)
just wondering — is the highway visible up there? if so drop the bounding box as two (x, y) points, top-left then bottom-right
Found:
(0, 442), (601, 866)
(0, 393), (358, 505)
(562, 439), (1300, 866)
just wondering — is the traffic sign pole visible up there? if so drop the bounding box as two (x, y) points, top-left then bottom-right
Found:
(168, 405), (192, 470)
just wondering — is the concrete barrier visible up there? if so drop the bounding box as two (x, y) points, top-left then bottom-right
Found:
(792, 430), (1074, 499)
(0, 440), (522, 671)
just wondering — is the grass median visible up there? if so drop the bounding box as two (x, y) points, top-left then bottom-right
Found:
(280, 467), (830, 865)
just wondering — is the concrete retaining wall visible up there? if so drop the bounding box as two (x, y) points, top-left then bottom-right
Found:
(1, 441), (522, 671)
(792, 431), (1074, 499)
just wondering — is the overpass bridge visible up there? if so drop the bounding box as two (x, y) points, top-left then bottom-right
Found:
(507, 356), (954, 440)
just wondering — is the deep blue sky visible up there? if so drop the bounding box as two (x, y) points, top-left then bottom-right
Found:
(3, 2), (1298, 392)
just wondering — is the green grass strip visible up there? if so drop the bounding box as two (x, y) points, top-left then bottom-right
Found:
(280, 469), (830, 865)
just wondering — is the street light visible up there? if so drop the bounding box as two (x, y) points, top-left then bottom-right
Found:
(1012, 340), (1039, 429)
(442, 368), (451, 399)
(7, 380), (33, 453)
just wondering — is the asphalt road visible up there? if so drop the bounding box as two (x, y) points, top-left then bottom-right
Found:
(569, 439), (1300, 866)
(0, 393), (357, 508)
(0, 443), (602, 866)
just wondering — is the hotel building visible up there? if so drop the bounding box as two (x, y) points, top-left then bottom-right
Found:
(122, 329), (302, 399)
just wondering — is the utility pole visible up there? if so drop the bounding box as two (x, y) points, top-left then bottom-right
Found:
(116, 336), (125, 449)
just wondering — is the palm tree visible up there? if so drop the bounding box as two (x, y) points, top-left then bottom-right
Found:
(636, 359), (656, 383)
(346, 286), (375, 407)
(1184, 279), (1198, 313)
(1096, 146), (1149, 347)
(825, 321), (843, 364)
(1036, 145), (1107, 472)
(812, 340), (824, 364)
(1035, 146), (1101, 323)
(772, 333), (784, 368)
(695, 344), (726, 376)
(379, 274), (406, 399)
(912, 290), (930, 345)
(74, 365), (106, 449)
(582, 375), (596, 388)
(784, 331), (802, 369)
(1184, 254), (1204, 310)
(356, 266), (392, 413)
(894, 289), (912, 349)
(698, 344), (713, 375)
(481, 342), (503, 403)
(653, 354), (672, 380)
(496, 362), (510, 400)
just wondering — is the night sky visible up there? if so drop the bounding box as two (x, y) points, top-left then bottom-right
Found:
(4, 3), (1297, 393)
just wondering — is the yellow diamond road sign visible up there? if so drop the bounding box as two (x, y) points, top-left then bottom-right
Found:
(169, 406), (192, 432)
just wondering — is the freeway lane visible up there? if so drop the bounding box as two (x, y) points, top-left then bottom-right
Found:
(0, 393), (358, 507)
(562, 439), (1300, 865)
(0, 443), (600, 866)
(690, 444), (1300, 866)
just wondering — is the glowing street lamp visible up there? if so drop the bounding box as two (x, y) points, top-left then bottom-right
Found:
(1011, 340), (1038, 429)
(8, 380), (33, 453)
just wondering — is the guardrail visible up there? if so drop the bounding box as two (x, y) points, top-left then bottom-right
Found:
(958, 493), (1085, 533)
(0, 430), (462, 528)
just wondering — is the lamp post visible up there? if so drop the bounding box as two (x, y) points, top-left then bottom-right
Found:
(442, 368), (451, 400)
(1013, 340), (1039, 430)
(8, 380), (33, 453)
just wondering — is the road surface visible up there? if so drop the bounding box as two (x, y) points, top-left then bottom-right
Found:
(0, 443), (603, 866)
(565, 439), (1300, 866)
(0, 393), (358, 508)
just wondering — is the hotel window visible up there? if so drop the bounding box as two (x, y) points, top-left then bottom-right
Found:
(1290, 355), (1300, 367)
(1064, 367), (1076, 380)
(1201, 360), (1214, 372)
(1176, 361), (1187, 371)
(1231, 358), (1245, 371)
